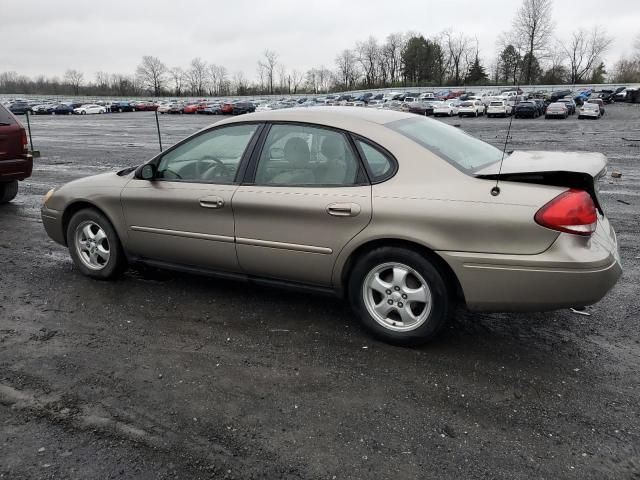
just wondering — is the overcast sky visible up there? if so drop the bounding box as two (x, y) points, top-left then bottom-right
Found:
(2, 0), (638, 81)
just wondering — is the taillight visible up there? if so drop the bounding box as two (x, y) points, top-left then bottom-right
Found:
(21, 128), (28, 153)
(535, 189), (597, 236)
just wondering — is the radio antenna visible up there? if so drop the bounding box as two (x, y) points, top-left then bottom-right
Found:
(491, 81), (521, 197)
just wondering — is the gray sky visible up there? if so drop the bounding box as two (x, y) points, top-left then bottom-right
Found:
(2, 0), (637, 81)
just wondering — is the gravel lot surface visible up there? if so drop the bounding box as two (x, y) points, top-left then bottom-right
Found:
(1, 106), (639, 479)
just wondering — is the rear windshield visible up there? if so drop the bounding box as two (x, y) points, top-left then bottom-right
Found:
(490, 101), (504, 106)
(387, 117), (504, 173)
(0, 104), (16, 125)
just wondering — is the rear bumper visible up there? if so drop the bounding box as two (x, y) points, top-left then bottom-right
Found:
(439, 221), (622, 312)
(0, 155), (33, 181)
(41, 206), (66, 246)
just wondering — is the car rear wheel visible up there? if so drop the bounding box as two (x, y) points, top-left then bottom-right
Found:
(66, 208), (126, 280)
(0, 181), (19, 204)
(348, 247), (452, 346)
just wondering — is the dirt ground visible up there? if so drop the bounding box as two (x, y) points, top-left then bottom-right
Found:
(1, 105), (639, 479)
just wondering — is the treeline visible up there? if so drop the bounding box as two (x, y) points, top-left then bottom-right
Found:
(2, 0), (639, 98)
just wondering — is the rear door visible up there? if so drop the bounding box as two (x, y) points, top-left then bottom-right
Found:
(232, 123), (372, 286)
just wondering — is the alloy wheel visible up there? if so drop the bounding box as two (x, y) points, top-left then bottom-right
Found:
(74, 220), (110, 270)
(362, 262), (432, 332)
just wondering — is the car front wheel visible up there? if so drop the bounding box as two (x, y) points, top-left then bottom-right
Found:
(66, 208), (126, 280)
(0, 180), (19, 204)
(348, 247), (452, 346)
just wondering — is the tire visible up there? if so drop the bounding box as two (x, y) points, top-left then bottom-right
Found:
(348, 247), (452, 346)
(66, 208), (127, 280)
(0, 181), (19, 204)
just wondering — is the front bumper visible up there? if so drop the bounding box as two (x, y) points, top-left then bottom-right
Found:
(439, 220), (622, 312)
(41, 206), (66, 246)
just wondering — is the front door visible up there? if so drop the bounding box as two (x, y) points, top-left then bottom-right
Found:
(233, 123), (372, 286)
(121, 123), (260, 271)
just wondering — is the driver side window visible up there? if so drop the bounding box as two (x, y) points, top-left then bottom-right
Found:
(156, 124), (258, 183)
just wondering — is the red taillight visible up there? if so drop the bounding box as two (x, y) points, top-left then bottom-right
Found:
(535, 189), (597, 236)
(20, 128), (28, 153)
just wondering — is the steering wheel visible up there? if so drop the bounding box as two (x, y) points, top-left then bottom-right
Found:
(199, 156), (232, 181)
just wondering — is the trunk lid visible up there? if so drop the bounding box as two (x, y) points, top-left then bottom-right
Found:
(474, 150), (607, 212)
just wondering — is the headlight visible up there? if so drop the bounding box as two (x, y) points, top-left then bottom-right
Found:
(43, 188), (55, 206)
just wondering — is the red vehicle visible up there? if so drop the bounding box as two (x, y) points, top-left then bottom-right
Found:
(445, 90), (465, 100)
(182, 103), (206, 114)
(134, 102), (158, 111)
(220, 102), (234, 114)
(0, 104), (32, 203)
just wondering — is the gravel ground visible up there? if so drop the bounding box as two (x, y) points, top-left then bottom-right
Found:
(1, 106), (639, 480)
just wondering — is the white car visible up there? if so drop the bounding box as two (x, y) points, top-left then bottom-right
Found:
(457, 100), (484, 117)
(578, 103), (601, 119)
(486, 100), (513, 118)
(419, 93), (435, 100)
(73, 104), (106, 115)
(433, 101), (459, 117)
(367, 100), (384, 108)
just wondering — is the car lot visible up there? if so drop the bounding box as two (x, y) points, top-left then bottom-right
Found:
(1, 105), (639, 479)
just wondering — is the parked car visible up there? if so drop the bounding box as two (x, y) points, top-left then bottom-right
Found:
(8, 102), (32, 115)
(578, 103), (601, 119)
(134, 102), (159, 111)
(587, 98), (605, 116)
(548, 90), (572, 103)
(614, 88), (627, 101)
(168, 103), (185, 114)
(40, 108), (622, 345)
(514, 101), (540, 118)
(73, 104), (107, 115)
(49, 104), (74, 115)
(110, 101), (135, 113)
(182, 103), (205, 114)
(32, 104), (54, 115)
(0, 103), (31, 203)
(433, 101), (459, 117)
(557, 98), (576, 115)
(486, 100), (512, 118)
(198, 103), (222, 115)
(403, 101), (433, 116)
(156, 103), (172, 114)
(457, 100), (484, 117)
(545, 102), (569, 119)
(574, 89), (592, 104)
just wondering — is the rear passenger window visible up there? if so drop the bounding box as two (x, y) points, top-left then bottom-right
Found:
(0, 104), (16, 125)
(356, 140), (394, 182)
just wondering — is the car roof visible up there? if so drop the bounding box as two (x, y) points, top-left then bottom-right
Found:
(216, 106), (414, 127)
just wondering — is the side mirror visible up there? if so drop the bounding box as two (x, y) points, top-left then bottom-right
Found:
(136, 164), (157, 180)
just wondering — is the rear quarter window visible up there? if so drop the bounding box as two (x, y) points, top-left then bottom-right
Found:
(354, 139), (396, 183)
(0, 104), (17, 125)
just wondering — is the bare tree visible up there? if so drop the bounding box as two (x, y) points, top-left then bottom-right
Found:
(512, 0), (554, 84)
(290, 69), (304, 94)
(335, 49), (358, 90)
(382, 33), (404, 84)
(64, 69), (84, 95)
(232, 71), (247, 95)
(561, 26), (613, 84)
(355, 36), (379, 87)
(443, 31), (473, 85)
(95, 71), (110, 91)
(168, 67), (185, 96)
(277, 64), (287, 93)
(186, 58), (207, 96)
(258, 50), (278, 94)
(135, 56), (167, 96)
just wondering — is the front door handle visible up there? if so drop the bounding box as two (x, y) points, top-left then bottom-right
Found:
(327, 203), (361, 217)
(199, 196), (225, 209)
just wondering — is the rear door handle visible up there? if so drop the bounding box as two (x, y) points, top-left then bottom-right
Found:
(199, 196), (225, 209)
(327, 203), (361, 217)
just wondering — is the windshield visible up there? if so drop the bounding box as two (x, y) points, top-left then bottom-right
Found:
(387, 117), (505, 173)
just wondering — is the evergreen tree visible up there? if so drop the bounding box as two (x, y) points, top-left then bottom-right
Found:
(465, 56), (488, 84)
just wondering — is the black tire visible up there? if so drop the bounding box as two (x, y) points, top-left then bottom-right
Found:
(348, 247), (452, 346)
(66, 208), (127, 280)
(0, 180), (19, 204)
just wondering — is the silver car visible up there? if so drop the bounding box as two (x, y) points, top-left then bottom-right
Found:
(41, 108), (622, 345)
